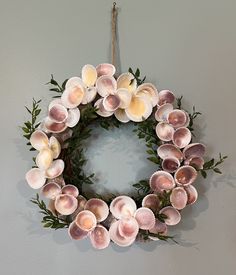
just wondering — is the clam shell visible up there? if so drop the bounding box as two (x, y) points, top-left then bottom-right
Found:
(25, 168), (46, 189)
(44, 117), (67, 133)
(174, 165), (198, 186)
(170, 187), (188, 210)
(158, 90), (175, 106)
(134, 207), (156, 230)
(117, 73), (137, 93)
(48, 98), (63, 109)
(49, 136), (61, 159)
(61, 185), (79, 198)
(155, 103), (173, 122)
(185, 185), (198, 204)
(48, 103), (68, 123)
(110, 196), (137, 219)
(125, 96), (152, 122)
(109, 220), (136, 247)
(30, 130), (49, 151)
(81, 64), (97, 87)
(94, 98), (114, 117)
(103, 94), (120, 112)
(142, 194), (160, 213)
(114, 108), (130, 123)
(184, 156), (204, 170)
(172, 127), (192, 148)
(155, 122), (174, 141)
(61, 83), (85, 109)
(82, 87), (97, 104)
(65, 108), (80, 128)
(118, 217), (139, 239)
(159, 206), (181, 226)
(48, 199), (57, 216)
(55, 194), (78, 215)
(65, 77), (84, 90)
(41, 182), (61, 199)
(36, 148), (53, 170)
(149, 219), (168, 240)
(149, 171), (175, 192)
(84, 198), (109, 222)
(75, 210), (97, 231)
(96, 63), (116, 77)
(70, 195), (88, 220)
(96, 75), (117, 97)
(45, 159), (65, 179)
(157, 144), (184, 161)
(162, 157), (180, 173)
(167, 109), (188, 128)
(183, 143), (206, 159)
(136, 83), (159, 107)
(68, 221), (88, 240)
(116, 88), (132, 109)
(90, 225), (110, 250)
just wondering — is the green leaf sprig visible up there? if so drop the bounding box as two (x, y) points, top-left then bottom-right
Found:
(46, 74), (68, 98)
(128, 68), (146, 86)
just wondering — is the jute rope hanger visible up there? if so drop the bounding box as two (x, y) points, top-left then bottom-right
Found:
(112, 2), (117, 67)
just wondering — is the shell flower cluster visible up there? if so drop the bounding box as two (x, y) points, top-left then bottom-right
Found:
(25, 63), (206, 249)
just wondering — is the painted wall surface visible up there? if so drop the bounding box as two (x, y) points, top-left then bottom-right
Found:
(0, 0), (235, 274)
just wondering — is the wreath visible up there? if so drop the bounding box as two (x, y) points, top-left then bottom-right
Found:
(22, 63), (227, 249)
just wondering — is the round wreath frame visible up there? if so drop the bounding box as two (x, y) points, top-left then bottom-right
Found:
(23, 63), (226, 249)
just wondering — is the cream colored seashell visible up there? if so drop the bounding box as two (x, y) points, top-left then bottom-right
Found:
(159, 206), (181, 226)
(116, 88), (132, 109)
(155, 122), (174, 141)
(36, 148), (53, 170)
(125, 96), (152, 122)
(170, 187), (188, 210)
(184, 185), (198, 205)
(65, 77), (84, 90)
(184, 156), (204, 170)
(55, 194), (78, 215)
(172, 127), (192, 148)
(30, 130), (49, 151)
(110, 196), (137, 219)
(142, 194), (160, 213)
(61, 185), (79, 198)
(68, 221), (88, 240)
(41, 182), (61, 199)
(82, 87), (97, 104)
(162, 157), (180, 173)
(114, 108), (130, 123)
(96, 63), (116, 77)
(65, 108), (80, 128)
(117, 73), (137, 93)
(155, 103), (173, 122)
(183, 143), (206, 159)
(136, 83), (159, 107)
(118, 217), (139, 239)
(158, 90), (175, 106)
(90, 225), (110, 250)
(25, 168), (46, 189)
(75, 210), (97, 231)
(174, 165), (198, 186)
(149, 171), (175, 192)
(157, 144), (184, 161)
(96, 75), (117, 97)
(109, 220), (136, 247)
(103, 94), (121, 112)
(82, 64), (97, 87)
(85, 198), (109, 222)
(45, 159), (65, 179)
(48, 103), (68, 123)
(94, 98), (114, 117)
(167, 109), (188, 128)
(149, 219), (168, 241)
(49, 136), (61, 159)
(134, 207), (156, 230)
(44, 117), (67, 133)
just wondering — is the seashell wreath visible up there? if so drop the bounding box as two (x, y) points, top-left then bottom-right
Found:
(22, 63), (227, 249)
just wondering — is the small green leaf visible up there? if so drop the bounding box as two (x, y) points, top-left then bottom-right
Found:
(200, 170), (207, 178)
(213, 168), (222, 174)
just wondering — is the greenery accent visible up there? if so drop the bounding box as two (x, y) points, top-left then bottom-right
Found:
(46, 74), (68, 98)
(128, 67), (146, 86)
(138, 229), (178, 244)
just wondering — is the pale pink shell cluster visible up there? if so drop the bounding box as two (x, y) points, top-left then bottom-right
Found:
(25, 63), (205, 249)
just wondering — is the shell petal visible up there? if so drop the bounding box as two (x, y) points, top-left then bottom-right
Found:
(96, 75), (117, 97)
(136, 83), (159, 107)
(36, 148), (53, 170)
(157, 144), (184, 161)
(85, 198), (109, 222)
(134, 207), (156, 230)
(82, 64), (97, 87)
(142, 194), (160, 213)
(118, 217), (139, 239)
(149, 171), (175, 192)
(90, 225), (110, 250)
(55, 194), (78, 215)
(117, 73), (137, 93)
(183, 143), (206, 159)
(65, 77), (84, 90)
(75, 210), (97, 231)
(48, 199), (57, 216)
(174, 165), (198, 186)
(30, 130), (49, 151)
(103, 94), (121, 112)
(48, 98), (63, 110)
(116, 88), (132, 109)
(49, 136), (61, 159)
(82, 87), (97, 104)
(155, 103), (173, 122)
(162, 157), (180, 173)
(66, 108), (80, 128)
(110, 196), (137, 219)
(170, 187), (188, 210)
(156, 122), (174, 142)
(94, 98), (114, 117)
(44, 117), (67, 133)
(159, 206), (181, 226)
(68, 221), (88, 240)
(45, 159), (65, 179)
(48, 103), (68, 123)
(25, 168), (46, 189)
(41, 182), (61, 199)
(158, 90), (175, 106)
(114, 108), (130, 123)
(185, 185), (198, 204)
(96, 63), (116, 77)
(61, 185), (79, 198)
(167, 109), (188, 128)
(70, 195), (88, 220)
(184, 156), (204, 170)
(149, 219), (168, 240)
(172, 127), (192, 149)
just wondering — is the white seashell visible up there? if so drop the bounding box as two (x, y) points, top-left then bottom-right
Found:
(136, 83), (159, 107)
(116, 88), (132, 109)
(117, 73), (137, 93)
(41, 182), (61, 199)
(82, 87), (97, 104)
(162, 157), (180, 173)
(158, 90), (175, 106)
(184, 185), (198, 204)
(65, 108), (80, 128)
(55, 194), (78, 215)
(155, 103), (173, 122)
(65, 77), (84, 90)
(75, 210), (97, 231)
(174, 165), (198, 186)
(172, 127), (192, 148)
(49, 136), (61, 159)
(114, 108), (130, 123)
(36, 148), (53, 170)
(183, 143), (206, 159)
(90, 225), (110, 250)
(45, 159), (65, 179)
(118, 217), (139, 239)
(48, 103), (68, 123)
(81, 64), (97, 87)
(159, 206), (181, 226)
(96, 75), (117, 97)
(84, 198), (109, 222)
(103, 94), (121, 112)
(30, 130), (49, 151)
(96, 63), (116, 77)
(167, 109), (188, 128)
(157, 144), (184, 161)
(156, 122), (174, 141)
(94, 98), (114, 117)
(149, 171), (175, 192)
(61, 185), (79, 198)
(25, 168), (46, 189)
(44, 117), (67, 133)
(61, 86), (85, 109)
(134, 207), (156, 230)
(68, 221), (88, 240)
(142, 194), (160, 213)
(184, 156), (204, 170)
(110, 196), (137, 219)
(170, 187), (188, 210)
